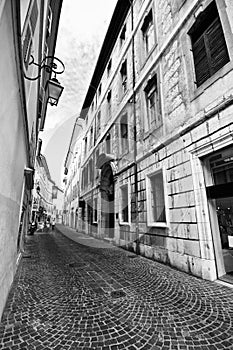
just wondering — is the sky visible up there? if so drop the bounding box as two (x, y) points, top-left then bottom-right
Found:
(41, 0), (118, 187)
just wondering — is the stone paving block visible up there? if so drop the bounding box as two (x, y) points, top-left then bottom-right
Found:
(0, 226), (233, 349)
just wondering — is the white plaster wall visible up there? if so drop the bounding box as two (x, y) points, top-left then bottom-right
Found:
(0, 2), (28, 318)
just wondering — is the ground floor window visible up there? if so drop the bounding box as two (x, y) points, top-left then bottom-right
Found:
(146, 169), (167, 227)
(93, 197), (98, 223)
(119, 184), (130, 224)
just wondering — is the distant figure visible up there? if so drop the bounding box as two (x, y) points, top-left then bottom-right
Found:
(52, 219), (56, 231)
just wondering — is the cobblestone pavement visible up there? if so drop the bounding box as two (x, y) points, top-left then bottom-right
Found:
(0, 225), (233, 350)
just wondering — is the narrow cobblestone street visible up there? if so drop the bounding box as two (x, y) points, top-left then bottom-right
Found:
(0, 225), (233, 350)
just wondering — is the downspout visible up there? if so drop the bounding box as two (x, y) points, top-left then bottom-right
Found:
(130, 0), (140, 254)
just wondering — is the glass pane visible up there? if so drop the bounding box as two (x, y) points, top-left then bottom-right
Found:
(150, 172), (166, 223)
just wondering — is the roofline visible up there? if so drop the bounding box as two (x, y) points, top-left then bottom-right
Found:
(80, 0), (131, 117)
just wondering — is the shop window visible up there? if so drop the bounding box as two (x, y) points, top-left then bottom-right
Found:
(120, 114), (129, 153)
(144, 74), (161, 130)
(120, 184), (130, 224)
(189, 1), (229, 87)
(141, 9), (155, 55)
(146, 169), (167, 227)
(120, 60), (127, 94)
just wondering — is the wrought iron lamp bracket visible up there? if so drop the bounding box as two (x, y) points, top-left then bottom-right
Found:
(24, 55), (65, 81)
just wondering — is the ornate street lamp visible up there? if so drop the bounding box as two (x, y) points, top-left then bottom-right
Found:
(24, 55), (65, 106)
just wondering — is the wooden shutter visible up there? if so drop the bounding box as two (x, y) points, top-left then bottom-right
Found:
(192, 35), (210, 87)
(192, 16), (229, 87)
(207, 18), (230, 76)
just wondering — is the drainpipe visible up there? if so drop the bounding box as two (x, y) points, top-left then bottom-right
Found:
(130, 0), (140, 254)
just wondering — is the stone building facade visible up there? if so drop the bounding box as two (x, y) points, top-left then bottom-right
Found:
(32, 154), (55, 223)
(64, 0), (233, 282)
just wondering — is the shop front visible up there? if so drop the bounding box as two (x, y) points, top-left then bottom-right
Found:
(204, 146), (233, 282)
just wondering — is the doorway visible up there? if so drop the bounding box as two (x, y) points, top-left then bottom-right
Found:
(100, 163), (115, 238)
(205, 146), (233, 281)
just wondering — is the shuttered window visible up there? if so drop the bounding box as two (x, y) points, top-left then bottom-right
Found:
(30, 0), (38, 35)
(190, 2), (229, 87)
(22, 26), (32, 68)
(144, 74), (161, 129)
(22, 0), (38, 69)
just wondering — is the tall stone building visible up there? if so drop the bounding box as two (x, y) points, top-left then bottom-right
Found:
(0, 0), (63, 318)
(32, 154), (56, 223)
(64, 0), (233, 283)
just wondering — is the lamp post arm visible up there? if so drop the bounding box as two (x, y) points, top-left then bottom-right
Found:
(24, 55), (65, 81)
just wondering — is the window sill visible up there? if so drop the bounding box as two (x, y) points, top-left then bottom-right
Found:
(142, 122), (163, 141)
(191, 61), (233, 102)
(147, 222), (168, 228)
(119, 222), (130, 226)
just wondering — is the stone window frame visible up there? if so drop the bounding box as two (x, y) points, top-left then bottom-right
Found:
(119, 113), (129, 155)
(145, 167), (169, 228)
(141, 7), (156, 57)
(119, 183), (131, 225)
(142, 68), (162, 134)
(182, 0), (233, 101)
(188, 1), (230, 88)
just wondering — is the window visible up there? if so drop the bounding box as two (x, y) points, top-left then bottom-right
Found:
(93, 197), (98, 223)
(189, 1), (229, 87)
(120, 60), (127, 94)
(22, 0), (38, 69)
(146, 170), (167, 227)
(120, 24), (126, 46)
(120, 184), (130, 224)
(144, 74), (161, 130)
(106, 133), (111, 154)
(89, 159), (93, 184)
(98, 84), (102, 97)
(89, 127), (93, 149)
(84, 137), (87, 155)
(107, 90), (112, 118)
(96, 111), (101, 138)
(46, 5), (52, 38)
(120, 114), (129, 153)
(141, 9), (155, 55)
(107, 59), (112, 76)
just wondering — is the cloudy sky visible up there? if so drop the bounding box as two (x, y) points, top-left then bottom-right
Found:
(41, 0), (118, 187)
